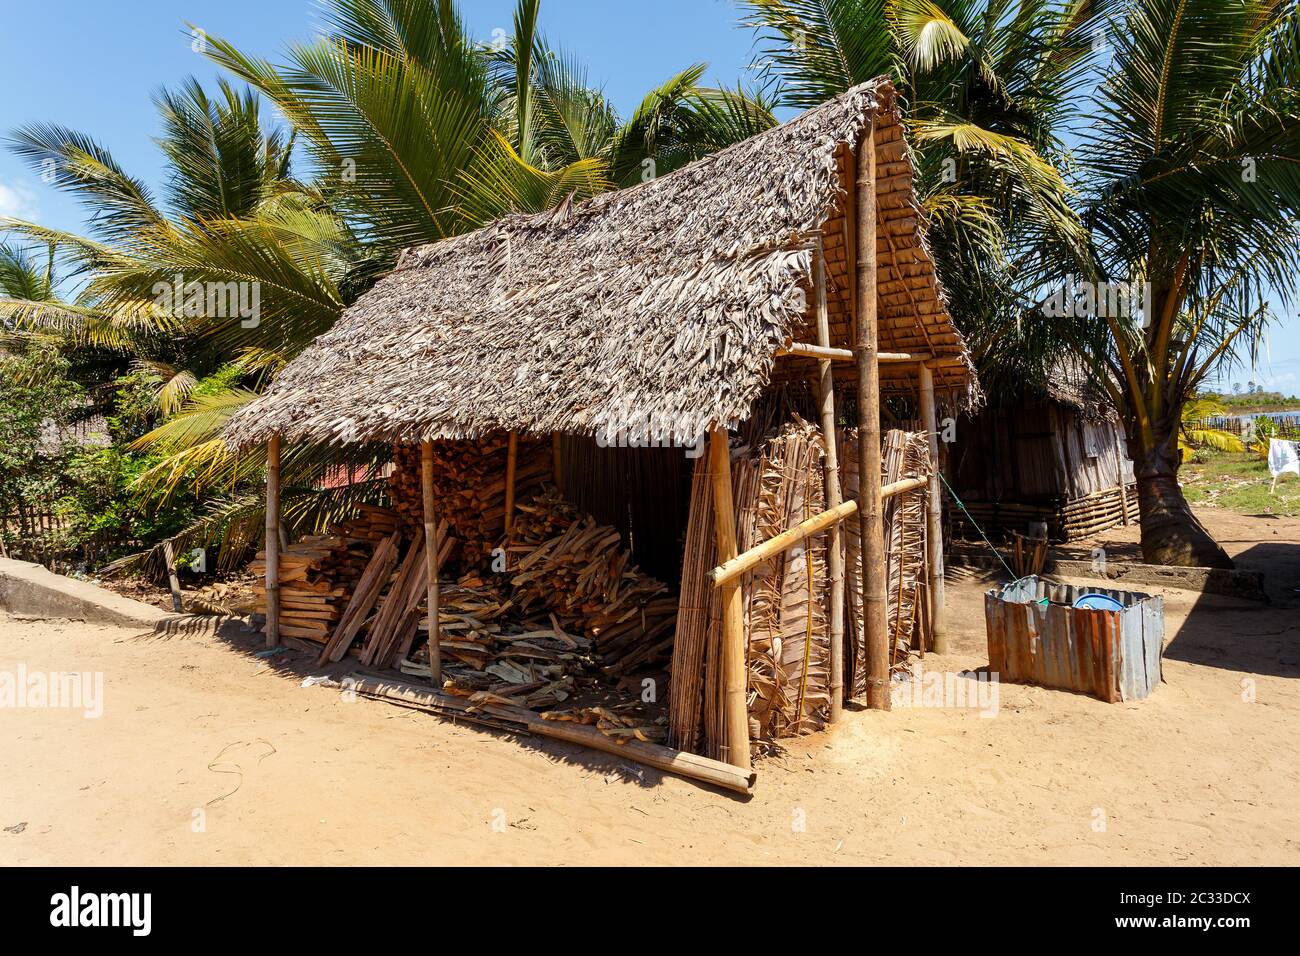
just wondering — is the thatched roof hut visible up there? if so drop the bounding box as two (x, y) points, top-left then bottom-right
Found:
(224, 77), (976, 450)
(950, 361), (1136, 542)
(231, 77), (981, 789)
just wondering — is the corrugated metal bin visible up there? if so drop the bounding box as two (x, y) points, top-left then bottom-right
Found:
(985, 576), (1163, 702)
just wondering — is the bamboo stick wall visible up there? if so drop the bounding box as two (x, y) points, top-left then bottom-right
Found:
(668, 411), (935, 756)
(949, 399), (1137, 542)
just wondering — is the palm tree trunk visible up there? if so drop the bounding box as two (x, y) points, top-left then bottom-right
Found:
(1131, 424), (1232, 568)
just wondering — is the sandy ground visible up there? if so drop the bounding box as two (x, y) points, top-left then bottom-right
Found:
(1, 508), (1297, 866)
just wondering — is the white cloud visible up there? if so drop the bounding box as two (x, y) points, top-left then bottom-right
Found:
(0, 178), (40, 221)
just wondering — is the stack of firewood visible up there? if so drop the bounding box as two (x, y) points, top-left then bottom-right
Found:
(254, 505), (407, 646)
(312, 521), (454, 667)
(401, 574), (591, 710)
(541, 704), (667, 745)
(508, 491), (677, 680)
(389, 436), (552, 566)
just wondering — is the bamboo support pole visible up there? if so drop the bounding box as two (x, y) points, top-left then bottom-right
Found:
(1115, 433), (1131, 525)
(882, 475), (929, 498)
(708, 477), (922, 588)
(775, 344), (961, 365)
(421, 441), (442, 686)
(918, 363), (948, 654)
(708, 427), (750, 771)
(264, 434), (282, 648)
(813, 245), (845, 722)
(777, 342), (854, 361)
(855, 123), (890, 710)
(504, 429), (519, 536)
(712, 499), (858, 587)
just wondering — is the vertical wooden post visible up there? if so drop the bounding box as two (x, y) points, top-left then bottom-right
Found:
(812, 243), (845, 722)
(421, 441), (442, 686)
(918, 363), (948, 654)
(504, 429), (519, 537)
(708, 427), (750, 770)
(854, 123), (890, 710)
(264, 434), (282, 648)
(552, 432), (563, 493)
(162, 538), (183, 613)
(1114, 432), (1131, 525)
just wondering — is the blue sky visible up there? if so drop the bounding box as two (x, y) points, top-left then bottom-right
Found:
(1, 0), (1295, 394)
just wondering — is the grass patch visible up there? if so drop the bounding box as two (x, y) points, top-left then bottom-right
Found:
(1180, 448), (1300, 517)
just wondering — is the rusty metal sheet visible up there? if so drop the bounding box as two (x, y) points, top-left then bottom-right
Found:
(983, 575), (1162, 702)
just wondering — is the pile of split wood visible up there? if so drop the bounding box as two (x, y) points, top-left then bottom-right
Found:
(252, 505), (401, 642)
(315, 520), (453, 668)
(398, 489), (678, 712)
(403, 579), (590, 710)
(389, 436), (551, 566)
(509, 491), (677, 681)
(255, 431), (680, 730)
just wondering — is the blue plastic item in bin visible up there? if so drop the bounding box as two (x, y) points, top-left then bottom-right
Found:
(1072, 592), (1125, 611)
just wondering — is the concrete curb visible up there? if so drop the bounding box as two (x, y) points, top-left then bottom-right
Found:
(0, 558), (173, 627)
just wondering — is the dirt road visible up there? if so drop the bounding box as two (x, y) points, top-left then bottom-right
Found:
(2, 510), (1297, 865)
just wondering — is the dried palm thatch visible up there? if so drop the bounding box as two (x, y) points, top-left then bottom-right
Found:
(1045, 357), (1120, 422)
(743, 418), (831, 739)
(224, 77), (975, 451)
(882, 430), (932, 666)
(669, 413), (832, 756)
(841, 425), (932, 696)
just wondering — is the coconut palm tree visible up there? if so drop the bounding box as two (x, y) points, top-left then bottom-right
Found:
(202, 0), (775, 255)
(740, 0), (1108, 397)
(2, 0), (777, 574)
(1, 77), (381, 573)
(1069, 0), (1300, 566)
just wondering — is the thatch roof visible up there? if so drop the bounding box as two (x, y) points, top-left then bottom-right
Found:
(1045, 359), (1119, 421)
(224, 77), (976, 450)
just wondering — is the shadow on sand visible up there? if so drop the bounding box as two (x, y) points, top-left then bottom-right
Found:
(1161, 537), (1300, 680)
(138, 614), (747, 797)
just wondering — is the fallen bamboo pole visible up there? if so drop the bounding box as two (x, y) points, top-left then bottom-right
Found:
(708, 427), (750, 771)
(322, 674), (757, 795)
(264, 434), (282, 648)
(855, 122), (890, 711)
(918, 363), (947, 653)
(812, 244), (845, 723)
(421, 441), (443, 686)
